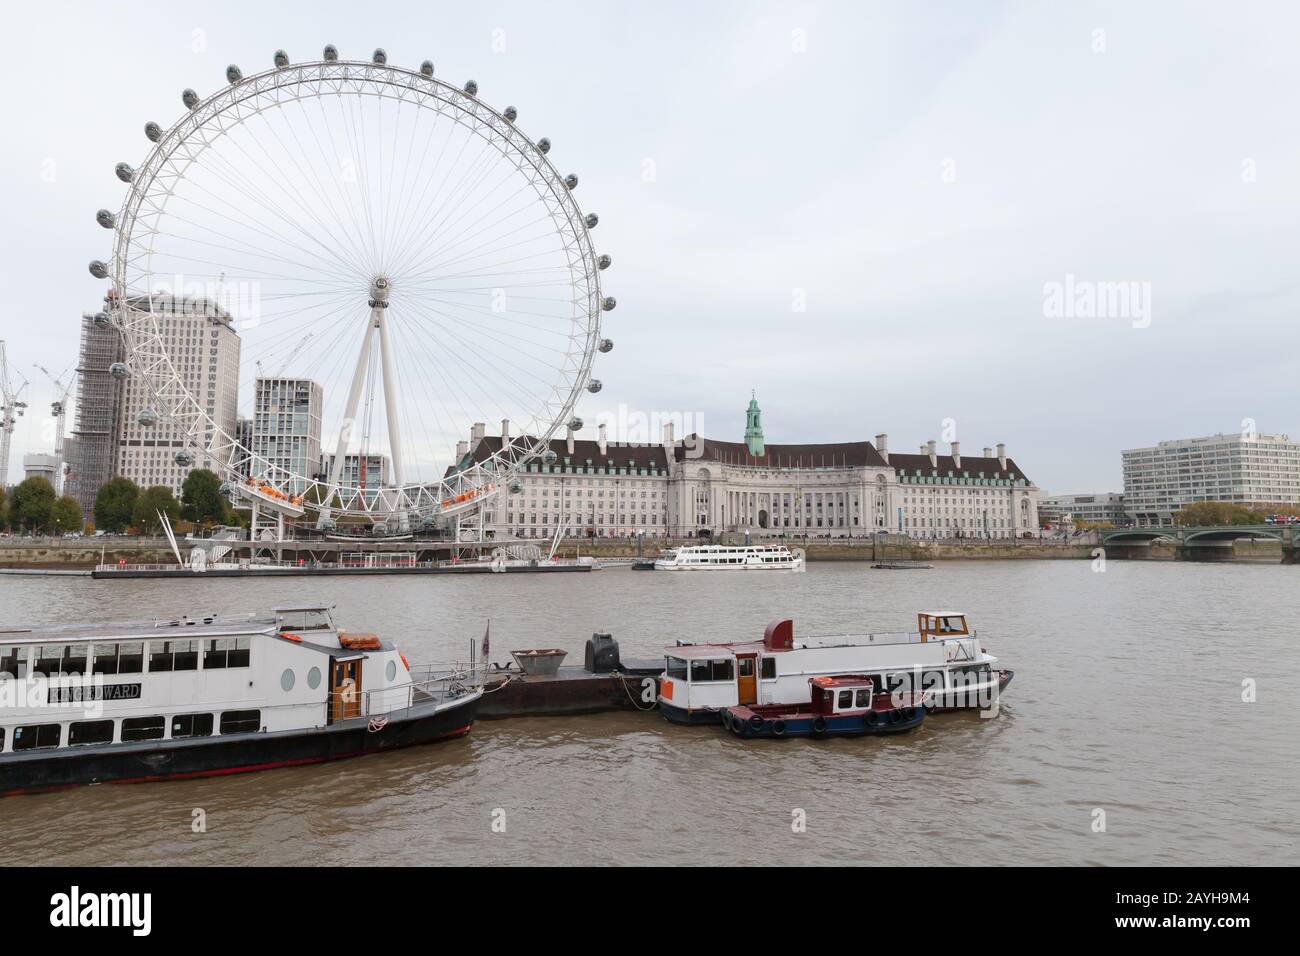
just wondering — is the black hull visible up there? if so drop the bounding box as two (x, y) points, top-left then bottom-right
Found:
(0, 695), (479, 796)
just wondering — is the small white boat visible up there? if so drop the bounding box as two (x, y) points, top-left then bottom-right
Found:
(653, 544), (804, 571)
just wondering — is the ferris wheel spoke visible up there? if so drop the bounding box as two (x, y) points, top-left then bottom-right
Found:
(381, 130), (497, 277)
(399, 219), (560, 283)
(377, 104), (459, 277)
(384, 120), (488, 264)
(150, 229), (362, 284)
(398, 147), (515, 265)
(397, 179), (545, 279)
(162, 188), (365, 283)
(391, 308), (529, 448)
(175, 149), (369, 280)
(211, 114), (378, 280)
(238, 296), (369, 381)
(396, 299), (565, 412)
(337, 92), (382, 272)
(252, 105), (382, 279)
(298, 96), (384, 277)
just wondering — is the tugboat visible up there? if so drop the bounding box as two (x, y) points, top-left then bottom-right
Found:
(721, 675), (926, 739)
(659, 613), (1012, 724)
(0, 605), (486, 796)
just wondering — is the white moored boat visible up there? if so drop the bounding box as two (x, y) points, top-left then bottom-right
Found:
(657, 611), (1012, 724)
(653, 544), (804, 571)
(0, 605), (485, 795)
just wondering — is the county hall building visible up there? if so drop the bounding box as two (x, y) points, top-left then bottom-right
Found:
(460, 396), (1039, 541)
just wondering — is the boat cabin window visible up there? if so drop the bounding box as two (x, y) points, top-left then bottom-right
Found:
(737, 658), (754, 678)
(122, 716), (166, 742)
(220, 710), (261, 735)
(856, 689), (873, 707)
(665, 657), (688, 680)
(760, 657), (776, 680)
(0, 646), (25, 679)
(205, 637), (252, 670)
(278, 610), (333, 632)
(149, 639), (200, 672)
(690, 659), (734, 683)
(69, 720), (115, 746)
(837, 690), (853, 710)
(172, 713), (214, 739)
(93, 642), (144, 675)
(13, 723), (62, 751)
(31, 643), (89, 677)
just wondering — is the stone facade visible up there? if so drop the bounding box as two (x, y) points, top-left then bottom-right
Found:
(463, 398), (1039, 540)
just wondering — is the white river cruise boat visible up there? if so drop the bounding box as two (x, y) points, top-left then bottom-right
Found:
(658, 612), (1012, 724)
(654, 544), (804, 571)
(0, 605), (485, 795)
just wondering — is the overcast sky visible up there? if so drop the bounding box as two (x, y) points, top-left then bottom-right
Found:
(2, 0), (1298, 494)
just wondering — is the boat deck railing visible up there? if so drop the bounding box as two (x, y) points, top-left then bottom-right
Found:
(327, 661), (489, 721)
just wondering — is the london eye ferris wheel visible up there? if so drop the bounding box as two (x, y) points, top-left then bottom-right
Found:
(89, 45), (614, 532)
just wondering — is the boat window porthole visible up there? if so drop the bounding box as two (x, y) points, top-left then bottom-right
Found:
(307, 667), (321, 689)
(280, 668), (295, 692)
(386, 660), (397, 682)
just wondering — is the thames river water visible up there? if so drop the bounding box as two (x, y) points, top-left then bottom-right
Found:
(0, 560), (1296, 866)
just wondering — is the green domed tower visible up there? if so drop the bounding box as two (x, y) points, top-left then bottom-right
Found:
(744, 391), (765, 457)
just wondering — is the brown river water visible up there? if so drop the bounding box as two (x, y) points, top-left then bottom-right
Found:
(0, 560), (1296, 866)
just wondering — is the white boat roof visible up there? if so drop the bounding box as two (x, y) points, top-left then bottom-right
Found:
(920, 611), (966, 617)
(0, 612), (282, 646)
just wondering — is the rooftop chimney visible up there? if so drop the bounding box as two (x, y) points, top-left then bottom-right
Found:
(566, 426), (575, 455)
(456, 439), (469, 459)
(983, 447), (993, 458)
(501, 419), (510, 446)
(875, 433), (889, 463)
(927, 439), (937, 468)
(663, 421), (675, 445)
(997, 443), (1007, 470)
(471, 422), (485, 442)
(598, 422), (608, 456)
(951, 441), (961, 469)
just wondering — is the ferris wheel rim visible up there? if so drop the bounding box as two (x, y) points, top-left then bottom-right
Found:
(105, 54), (607, 525)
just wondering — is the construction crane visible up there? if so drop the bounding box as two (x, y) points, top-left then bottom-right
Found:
(33, 363), (78, 495)
(0, 341), (30, 489)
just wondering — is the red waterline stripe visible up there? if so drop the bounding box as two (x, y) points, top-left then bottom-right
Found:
(2, 724), (474, 795)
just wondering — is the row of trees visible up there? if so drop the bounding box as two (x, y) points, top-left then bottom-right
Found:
(1172, 501), (1300, 526)
(0, 480), (82, 534)
(0, 469), (236, 535)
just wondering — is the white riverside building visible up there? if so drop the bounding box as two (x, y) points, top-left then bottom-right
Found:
(1121, 431), (1300, 526)
(117, 296), (240, 497)
(1038, 492), (1126, 527)
(459, 397), (1040, 540)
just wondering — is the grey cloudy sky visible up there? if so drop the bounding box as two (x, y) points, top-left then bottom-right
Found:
(2, 0), (1297, 494)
